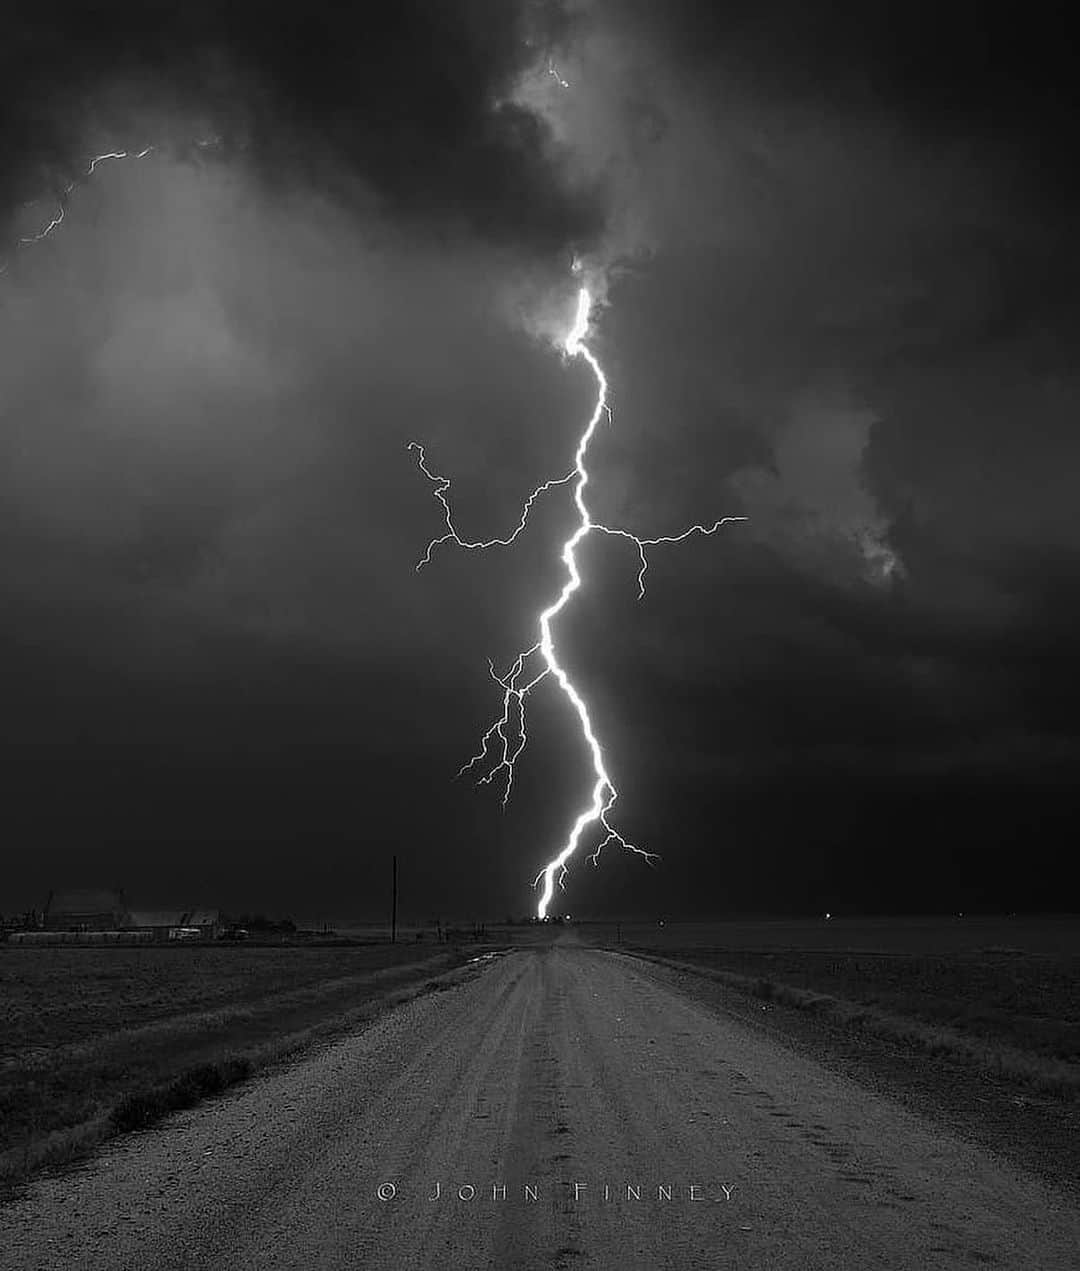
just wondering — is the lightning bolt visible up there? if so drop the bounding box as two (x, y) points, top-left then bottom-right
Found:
(2, 141), (220, 275)
(0, 148), (154, 275)
(411, 285), (745, 917)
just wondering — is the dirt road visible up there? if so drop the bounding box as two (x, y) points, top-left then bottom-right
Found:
(2, 940), (1077, 1269)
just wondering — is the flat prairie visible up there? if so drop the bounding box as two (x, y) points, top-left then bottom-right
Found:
(608, 914), (1080, 955)
(0, 941), (469, 1186)
(2, 938), (1079, 1270)
(599, 917), (1080, 1081)
(574, 915), (1080, 1188)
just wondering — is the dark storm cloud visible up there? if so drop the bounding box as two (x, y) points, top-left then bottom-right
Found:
(616, 1), (1079, 170)
(0, 0), (603, 253)
(498, 0), (1080, 918)
(563, 1), (1080, 587)
(2, 0), (1077, 918)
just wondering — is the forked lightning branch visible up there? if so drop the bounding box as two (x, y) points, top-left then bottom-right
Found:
(410, 286), (745, 917)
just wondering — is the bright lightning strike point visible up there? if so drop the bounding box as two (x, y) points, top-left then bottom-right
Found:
(547, 59), (570, 89)
(411, 285), (745, 917)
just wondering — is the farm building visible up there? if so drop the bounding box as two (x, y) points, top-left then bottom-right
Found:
(127, 908), (223, 940)
(128, 910), (188, 941)
(185, 909), (223, 939)
(43, 888), (131, 932)
(38, 891), (225, 941)
(10, 929), (153, 946)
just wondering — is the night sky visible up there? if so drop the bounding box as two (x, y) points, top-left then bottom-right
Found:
(1, 2), (1076, 920)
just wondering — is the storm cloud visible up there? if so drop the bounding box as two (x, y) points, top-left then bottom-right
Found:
(1, 2), (1076, 918)
(1, 0), (603, 255)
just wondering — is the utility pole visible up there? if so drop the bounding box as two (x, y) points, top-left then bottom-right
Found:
(391, 855), (398, 944)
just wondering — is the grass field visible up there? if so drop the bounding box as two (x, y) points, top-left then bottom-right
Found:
(5, 916), (1076, 1192)
(602, 915), (1080, 955)
(0, 941), (471, 1188)
(595, 917), (1080, 1101)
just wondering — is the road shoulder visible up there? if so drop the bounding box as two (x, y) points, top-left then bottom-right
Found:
(618, 949), (1080, 1197)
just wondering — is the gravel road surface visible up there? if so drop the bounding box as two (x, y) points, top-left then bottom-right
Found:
(2, 940), (1076, 1269)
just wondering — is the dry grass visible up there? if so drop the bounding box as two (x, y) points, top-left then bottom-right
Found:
(0, 943), (473, 1190)
(626, 942), (1080, 1102)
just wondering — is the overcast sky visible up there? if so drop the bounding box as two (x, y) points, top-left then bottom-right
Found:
(1, 2), (1076, 919)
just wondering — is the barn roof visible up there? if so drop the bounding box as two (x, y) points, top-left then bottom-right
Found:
(186, 908), (220, 926)
(129, 910), (187, 929)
